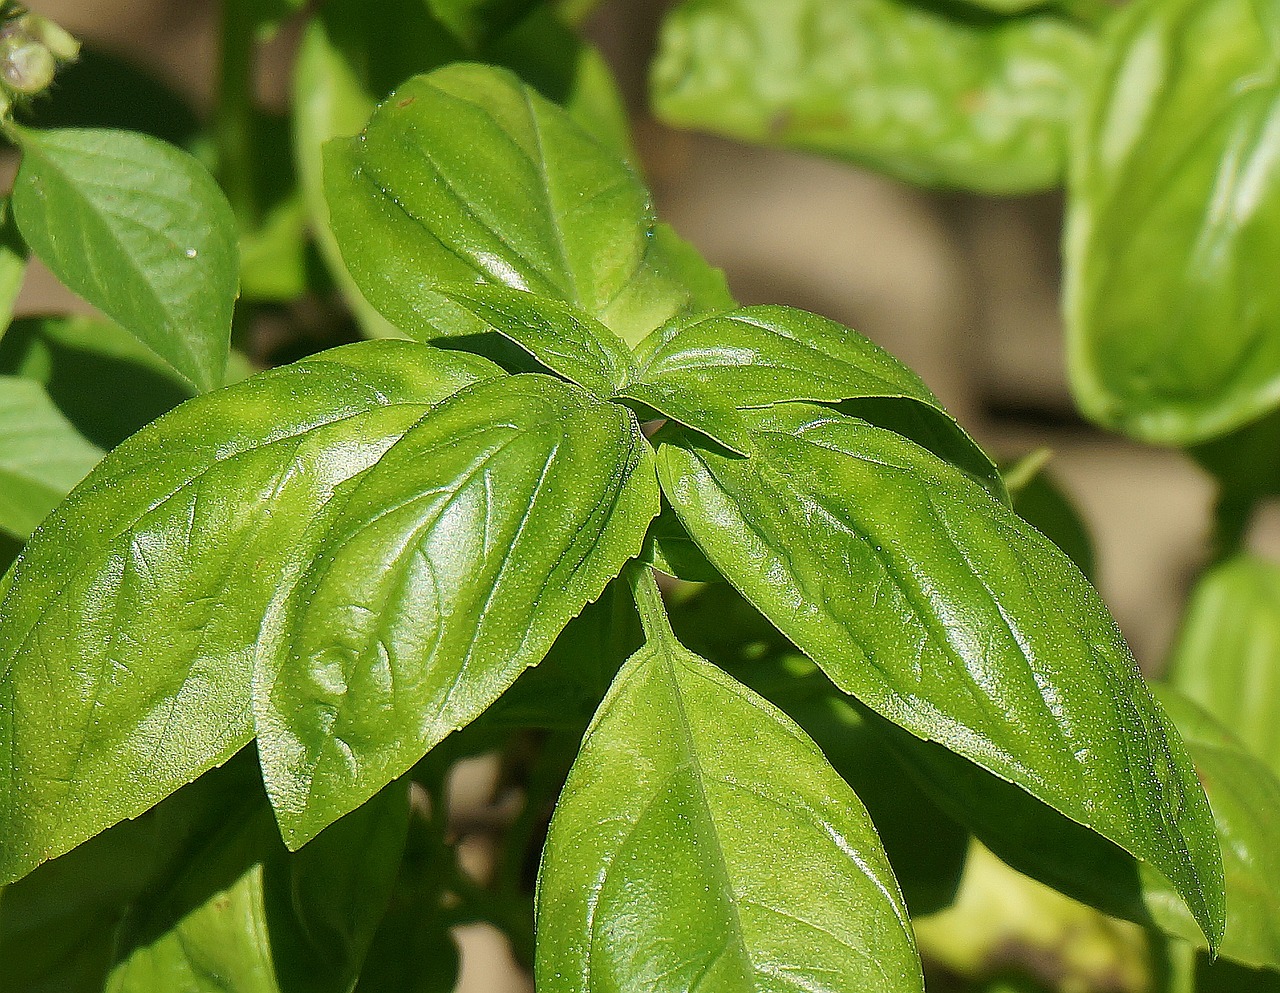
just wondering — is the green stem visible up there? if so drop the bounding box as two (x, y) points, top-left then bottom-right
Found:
(214, 0), (259, 228)
(627, 561), (678, 650)
(1210, 489), (1255, 565)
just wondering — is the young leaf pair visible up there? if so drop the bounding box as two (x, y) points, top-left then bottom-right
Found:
(0, 61), (1226, 990)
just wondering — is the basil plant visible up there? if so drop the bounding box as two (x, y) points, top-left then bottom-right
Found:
(0, 1), (1258, 991)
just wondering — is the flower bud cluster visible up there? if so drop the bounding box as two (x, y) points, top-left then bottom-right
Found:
(0, 6), (78, 111)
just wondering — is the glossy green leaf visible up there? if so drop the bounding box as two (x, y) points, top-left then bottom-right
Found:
(324, 64), (728, 348)
(536, 631), (923, 993)
(0, 376), (103, 539)
(0, 315), (195, 450)
(255, 372), (659, 846)
(11, 127), (239, 393)
(433, 283), (636, 397)
(1143, 688), (1280, 969)
(0, 341), (499, 884)
(1168, 556), (1280, 778)
(626, 304), (1004, 498)
(652, 0), (1096, 193)
(294, 5), (635, 341)
(654, 403), (1225, 946)
(0, 198), (28, 331)
(1065, 0), (1280, 444)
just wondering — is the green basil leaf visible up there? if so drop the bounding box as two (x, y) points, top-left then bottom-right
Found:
(626, 304), (1004, 498)
(0, 341), (499, 884)
(0, 376), (103, 539)
(324, 64), (725, 348)
(0, 198), (28, 332)
(652, 0), (1096, 193)
(11, 127), (239, 393)
(536, 636), (923, 993)
(1168, 556), (1280, 778)
(654, 404), (1225, 947)
(1065, 0), (1280, 444)
(255, 373), (659, 846)
(434, 283), (636, 396)
(294, 5), (636, 340)
(1143, 688), (1280, 969)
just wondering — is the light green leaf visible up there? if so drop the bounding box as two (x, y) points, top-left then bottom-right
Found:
(0, 376), (103, 539)
(0, 198), (28, 332)
(0, 340), (499, 884)
(1168, 556), (1280, 778)
(626, 304), (1004, 498)
(11, 127), (239, 393)
(536, 632), (923, 993)
(0, 315), (195, 450)
(434, 283), (636, 397)
(652, 0), (1096, 193)
(1065, 0), (1280, 444)
(1143, 688), (1280, 969)
(639, 499), (724, 584)
(654, 403), (1225, 946)
(293, 5), (636, 340)
(255, 372), (659, 846)
(324, 64), (727, 348)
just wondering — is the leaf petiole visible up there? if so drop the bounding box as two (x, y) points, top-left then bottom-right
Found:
(626, 560), (679, 652)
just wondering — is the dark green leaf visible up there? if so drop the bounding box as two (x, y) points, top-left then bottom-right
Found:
(1192, 408), (1280, 502)
(1, 751), (409, 993)
(11, 127), (239, 392)
(480, 577), (642, 732)
(0, 341), (499, 884)
(1003, 450), (1096, 581)
(639, 500), (725, 584)
(536, 635), (923, 992)
(1143, 688), (1280, 969)
(1065, 0), (1280, 444)
(425, 0), (540, 48)
(255, 373), (659, 846)
(669, 583), (970, 916)
(0, 315), (194, 449)
(434, 283), (636, 397)
(1168, 556), (1280, 778)
(652, 0), (1096, 193)
(627, 304), (1005, 498)
(654, 403), (1225, 946)
(324, 64), (727, 348)
(0, 376), (103, 539)
(1193, 957), (1280, 993)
